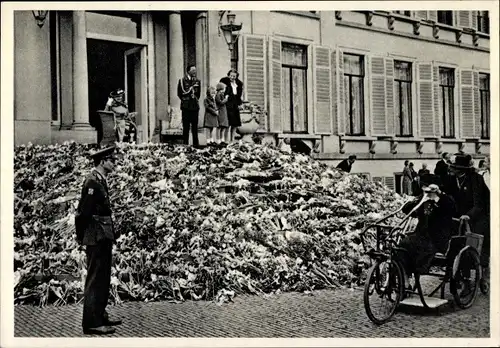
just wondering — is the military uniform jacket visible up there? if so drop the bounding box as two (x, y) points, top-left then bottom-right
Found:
(177, 76), (201, 111)
(75, 170), (117, 245)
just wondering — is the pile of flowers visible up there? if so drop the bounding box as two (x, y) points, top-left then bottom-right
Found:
(14, 141), (404, 306)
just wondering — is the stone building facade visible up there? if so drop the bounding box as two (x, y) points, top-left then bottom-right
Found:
(14, 10), (490, 190)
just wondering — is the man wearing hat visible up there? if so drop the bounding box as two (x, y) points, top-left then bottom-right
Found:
(446, 153), (490, 272)
(75, 146), (122, 335)
(397, 174), (456, 283)
(105, 88), (129, 143)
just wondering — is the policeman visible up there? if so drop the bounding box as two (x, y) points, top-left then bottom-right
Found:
(75, 146), (122, 335)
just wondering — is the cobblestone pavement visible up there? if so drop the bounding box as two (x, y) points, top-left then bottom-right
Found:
(15, 279), (490, 338)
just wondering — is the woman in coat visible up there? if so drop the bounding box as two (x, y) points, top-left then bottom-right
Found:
(220, 69), (244, 143)
(402, 160), (413, 195)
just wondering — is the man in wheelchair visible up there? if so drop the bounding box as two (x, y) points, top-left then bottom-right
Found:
(104, 89), (137, 143)
(397, 174), (456, 286)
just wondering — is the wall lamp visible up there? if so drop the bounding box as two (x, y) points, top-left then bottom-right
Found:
(218, 11), (243, 54)
(32, 10), (49, 28)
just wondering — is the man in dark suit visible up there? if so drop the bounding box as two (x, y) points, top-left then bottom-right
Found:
(446, 153), (490, 272)
(434, 152), (451, 188)
(336, 155), (357, 173)
(178, 65), (201, 148)
(75, 146), (122, 335)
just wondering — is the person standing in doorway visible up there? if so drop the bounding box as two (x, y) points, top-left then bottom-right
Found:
(336, 155), (357, 173)
(178, 65), (201, 148)
(220, 69), (244, 143)
(75, 146), (122, 335)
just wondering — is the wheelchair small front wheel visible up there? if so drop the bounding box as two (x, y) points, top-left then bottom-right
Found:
(364, 259), (404, 325)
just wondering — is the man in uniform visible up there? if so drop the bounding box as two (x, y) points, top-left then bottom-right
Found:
(75, 146), (122, 335)
(177, 65), (201, 148)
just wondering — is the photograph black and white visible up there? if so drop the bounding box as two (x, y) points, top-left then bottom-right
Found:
(1, 2), (498, 347)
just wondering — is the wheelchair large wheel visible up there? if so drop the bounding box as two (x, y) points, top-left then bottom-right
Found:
(450, 247), (481, 309)
(364, 259), (404, 325)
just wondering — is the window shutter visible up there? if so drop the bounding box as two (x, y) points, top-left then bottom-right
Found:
(460, 69), (475, 138)
(433, 65), (441, 137)
(370, 56), (387, 136)
(313, 46), (332, 134)
(331, 50), (338, 135)
(335, 48), (346, 135)
(384, 176), (395, 191)
(242, 34), (267, 130)
(458, 11), (471, 28)
(471, 11), (478, 30)
(385, 57), (395, 136)
(417, 63), (435, 137)
(473, 71), (481, 138)
(268, 37), (282, 133)
(415, 11), (427, 20)
(428, 11), (437, 22)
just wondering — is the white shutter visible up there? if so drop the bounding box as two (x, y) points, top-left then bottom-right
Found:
(335, 48), (346, 135)
(268, 37), (282, 133)
(471, 11), (478, 30)
(428, 11), (437, 22)
(433, 65), (441, 137)
(415, 11), (427, 20)
(385, 57), (395, 136)
(460, 69), (475, 138)
(242, 34), (267, 130)
(458, 11), (471, 28)
(473, 71), (481, 138)
(331, 50), (338, 135)
(313, 46), (332, 134)
(370, 56), (386, 136)
(417, 63), (435, 137)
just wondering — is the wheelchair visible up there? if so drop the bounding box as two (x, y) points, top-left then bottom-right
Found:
(360, 199), (487, 325)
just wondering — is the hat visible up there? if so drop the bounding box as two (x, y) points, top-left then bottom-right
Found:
(420, 173), (440, 188)
(90, 146), (116, 160)
(450, 153), (473, 170)
(110, 89), (125, 98)
(216, 82), (226, 91)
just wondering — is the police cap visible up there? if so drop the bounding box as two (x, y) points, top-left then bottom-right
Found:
(90, 146), (116, 161)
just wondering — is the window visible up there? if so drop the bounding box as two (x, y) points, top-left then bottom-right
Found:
(230, 35), (239, 71)
(343, 54), (365, 135)
(394, 61), (412, 136)
(477, 11), (490, 34)
(393, 11), (411, 16)
(437, 11), (453, 25)
(479, 73), (490, 139)
(439, 68), (455, 138)
(281, 43), (308, 133)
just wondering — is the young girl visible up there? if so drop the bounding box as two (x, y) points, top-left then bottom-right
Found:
(215, 82), (229, 144)
(203, 86), (219, 145)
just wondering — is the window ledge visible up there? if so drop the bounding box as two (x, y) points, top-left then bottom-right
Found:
(272, 11), (320, 20)
(434, 22), (462, 32)
(438, 138), (465, 143)
(478, 139), (490, 143)
(393, 137), (425, 142)
(340, 135), (377, 141)
(375, 11), (420, 24)
(277, 133), (321, 140)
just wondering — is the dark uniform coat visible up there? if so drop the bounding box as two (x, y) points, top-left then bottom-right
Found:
(177, 75), (201, 147)
(398, 193), (456, 274)
(75, 169), (117, 329)
(336, 159), (352, 173)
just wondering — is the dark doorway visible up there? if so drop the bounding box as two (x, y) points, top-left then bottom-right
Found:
(181, 11), (197, 71)
(86, 39), (139, 136)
